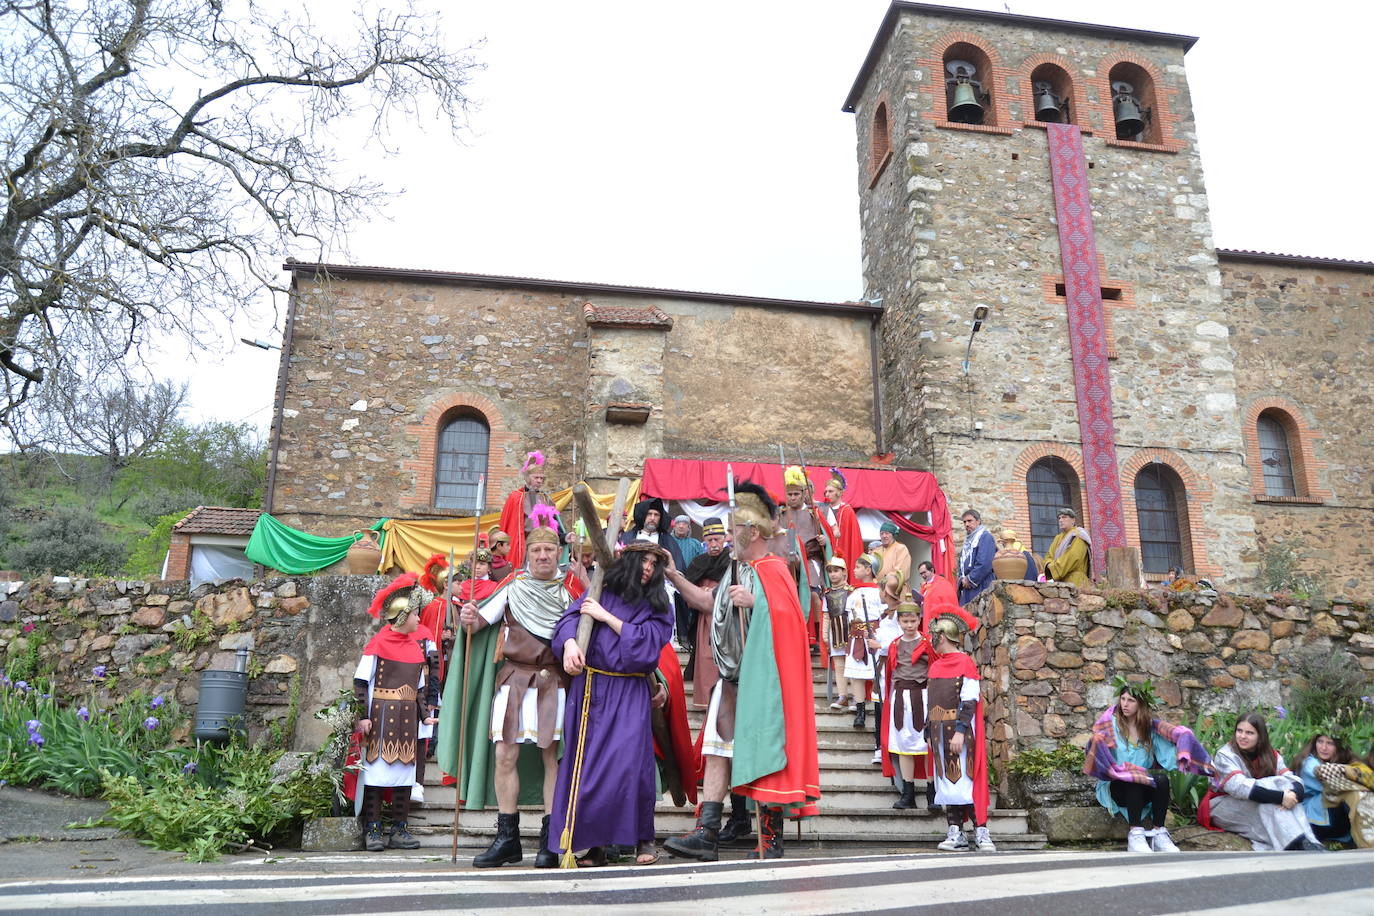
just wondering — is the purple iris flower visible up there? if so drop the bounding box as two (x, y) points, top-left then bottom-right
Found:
(77, 706), (90, 722)
(143, 716), (160, 731)
(92, 666), (107, 680)
(15, 680), (28, 691)
(182, 761), (198, 775)
(1275, 705), (1287, 719)
(150, 696), (164, 709)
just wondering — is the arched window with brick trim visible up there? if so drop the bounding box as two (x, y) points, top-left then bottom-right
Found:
(943, 42), (996, 126)
(1026, 457), (1082, 557)
(1257, 410), (1297, 497)
(1028, 62), (1074, 125)
(1108, 62), (1159, 144)
(870, 102), (891, 173)
(1133, 463), (1188, 575)
(434, 409), (490, 510)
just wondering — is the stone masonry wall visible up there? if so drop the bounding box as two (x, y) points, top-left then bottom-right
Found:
(273, 271), (883, 536)
(272, 275), (588, 537)
(0, 575), (388, 751)
(1223, 258), (1374, 595)
(851, 10), (1256, 581)
(969, 580), (1374, 801)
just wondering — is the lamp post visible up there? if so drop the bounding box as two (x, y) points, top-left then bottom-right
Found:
(962, 305), (990, 374)
(240, 337), (281, 350)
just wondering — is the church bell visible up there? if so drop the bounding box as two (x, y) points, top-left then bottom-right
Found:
(945, 59), (986, 124)
(1111, 80), (1146, 139)
(1033, 81), (1063, 123)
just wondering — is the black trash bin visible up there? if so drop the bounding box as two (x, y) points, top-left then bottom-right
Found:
(193, 668), (248, 743)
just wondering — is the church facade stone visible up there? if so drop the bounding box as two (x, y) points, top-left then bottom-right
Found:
(264, 4), (1374, 595)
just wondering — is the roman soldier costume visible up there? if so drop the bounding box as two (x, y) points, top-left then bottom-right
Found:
(354, 573), (437, 851)
(819, 468), (864, 587)
(665, 482), (820, 862)
(499, 450), (563, 565)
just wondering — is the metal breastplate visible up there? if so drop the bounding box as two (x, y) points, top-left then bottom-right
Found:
(710, 561), (755, 683)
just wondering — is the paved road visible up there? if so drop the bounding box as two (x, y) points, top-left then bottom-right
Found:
(2, 848), (1372, 915)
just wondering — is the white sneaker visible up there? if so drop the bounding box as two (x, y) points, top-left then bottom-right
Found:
(974, 826), (997, 852)
(871, 749), (883, 764)
(1150, 827), (1180, 852)
(1126, 826), (1152, 853)
(937, 824), (969, 851)
(829, 699), (845, 710)
(411, 784), (425, 806)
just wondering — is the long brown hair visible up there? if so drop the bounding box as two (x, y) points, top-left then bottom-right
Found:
(1229, 711), (1279, 779)
(1295, 733), (1354, 770)
(1114, 690), (1154, 745)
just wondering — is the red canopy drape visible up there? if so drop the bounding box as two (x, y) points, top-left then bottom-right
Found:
(640, 458), (955, 582)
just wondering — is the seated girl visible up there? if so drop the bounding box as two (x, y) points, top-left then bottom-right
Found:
(1314, 746), (1374, 849)
(1083, 676), (1212, 852)
(1295, 733), (1355, 847)
(1206, 712), (1325, 851)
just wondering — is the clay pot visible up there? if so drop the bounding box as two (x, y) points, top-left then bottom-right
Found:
(346, 529), (383, 575)
(992, 553), (1028, 582)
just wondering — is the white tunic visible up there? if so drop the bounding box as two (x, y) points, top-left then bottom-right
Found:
(930, 675), (981, 806)
(842, 587), (884, 681)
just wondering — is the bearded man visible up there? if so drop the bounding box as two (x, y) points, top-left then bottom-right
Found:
(663, 483), (820, 861)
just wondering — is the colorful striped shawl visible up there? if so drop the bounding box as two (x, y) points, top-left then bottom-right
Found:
(1083, 706), (1213, 785)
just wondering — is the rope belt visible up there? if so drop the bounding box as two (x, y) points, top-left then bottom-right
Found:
(559, 664), (647, 868)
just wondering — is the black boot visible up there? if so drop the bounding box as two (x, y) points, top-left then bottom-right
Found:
(746, 807), (784, 859)
(534, 814), (558, 868)
(925, 780), (940, 813)
(664, 801), (723, 861)
(718, 793), (753, 844)
(390, 820), (421, 849)
(852, 703), (867, 729)
(473, 813), (522, 868)
(893, 780), (917, 810)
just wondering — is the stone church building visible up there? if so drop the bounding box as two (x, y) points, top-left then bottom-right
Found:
(264, 3), (1374, 594)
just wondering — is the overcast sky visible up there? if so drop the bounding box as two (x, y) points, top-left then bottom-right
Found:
(203, 0), (1373, 429)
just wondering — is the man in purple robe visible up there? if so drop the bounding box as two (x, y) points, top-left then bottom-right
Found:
(550, 540), (674, 866)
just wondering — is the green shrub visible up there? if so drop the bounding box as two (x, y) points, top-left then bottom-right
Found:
(1007, 743), (1085, 778)
(8, 506), (128, 576)
(126, 509), (196, 577)
(1289, 647), (1369, 724)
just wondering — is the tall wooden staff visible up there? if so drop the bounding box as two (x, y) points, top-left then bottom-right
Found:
(449, 474), (485, 864)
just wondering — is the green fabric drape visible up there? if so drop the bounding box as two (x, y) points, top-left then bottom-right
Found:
(244, 514), (386, 575)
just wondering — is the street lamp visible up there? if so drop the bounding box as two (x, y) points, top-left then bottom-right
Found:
(240, 337), (281, 351)
(962, 305), (990, 374)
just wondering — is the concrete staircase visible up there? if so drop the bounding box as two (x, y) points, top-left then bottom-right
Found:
(408, 648), (1047, 852)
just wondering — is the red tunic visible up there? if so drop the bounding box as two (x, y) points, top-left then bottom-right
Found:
(820, 502), (865, 587)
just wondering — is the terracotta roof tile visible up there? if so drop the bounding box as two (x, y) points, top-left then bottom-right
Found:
(583, 301), (674, 330)
(172, 506), (262, 537)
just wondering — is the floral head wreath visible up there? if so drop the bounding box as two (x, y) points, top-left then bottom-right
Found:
(1111, 674), (1158, 708)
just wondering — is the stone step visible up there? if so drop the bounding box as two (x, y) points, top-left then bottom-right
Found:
(413, 828), (1048, 852)
(408, 806), (1032, 841)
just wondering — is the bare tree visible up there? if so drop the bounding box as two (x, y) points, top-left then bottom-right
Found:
(0, 0), (479, 423)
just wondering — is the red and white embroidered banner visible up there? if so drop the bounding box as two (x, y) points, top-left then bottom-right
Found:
(1045, 123), (1125, 573)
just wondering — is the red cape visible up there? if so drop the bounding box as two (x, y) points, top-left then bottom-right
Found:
(880, 632), (932, 780)
(498, 488), (528, 571)
(928, 649), (989, 823)
(819, 502), (864, 587)
(919, 575), (958, 619)
(734, 554), (821, 817)
(362, 624), (423, 663)
(654, 642), (697, 806)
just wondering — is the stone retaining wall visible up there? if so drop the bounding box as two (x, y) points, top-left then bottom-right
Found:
(970, 580), (1374, 802)
(0, 575), (387, 749)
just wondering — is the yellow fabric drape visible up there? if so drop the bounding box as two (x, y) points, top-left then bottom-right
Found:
(379, 479), (642, 574)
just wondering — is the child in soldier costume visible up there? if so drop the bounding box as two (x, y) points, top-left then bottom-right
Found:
(355, 573), (439, 851)
(880, 603), (931, 808)
(821, 557), (850, 702)
(925, 601), (995, 852)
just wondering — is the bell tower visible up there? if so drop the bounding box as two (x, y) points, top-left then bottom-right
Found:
(844, 3), (1255, 583)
